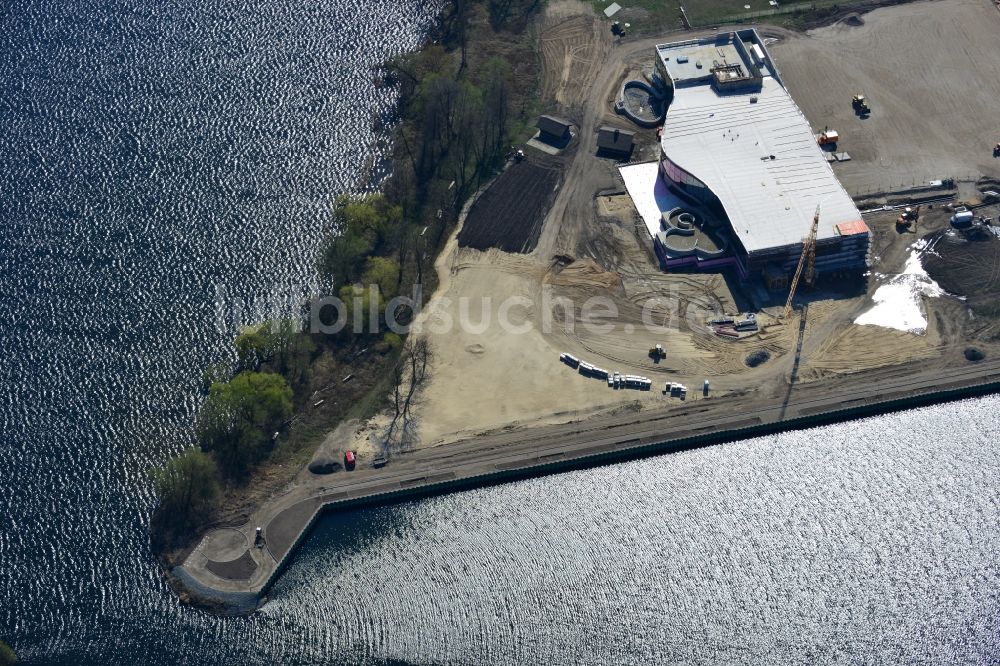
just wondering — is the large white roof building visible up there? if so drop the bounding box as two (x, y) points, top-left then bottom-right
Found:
(647, 30), (870, 282)
(661, 77), (864, 252)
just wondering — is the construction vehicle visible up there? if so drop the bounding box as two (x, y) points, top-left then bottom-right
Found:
(783, 205), (821, 320)
(817, 129), (839, 147)
(648, 344), (666, 361)
(896, 205), (920, 230)
(951, 210), (975, 227)
(852, 94), (870, 114)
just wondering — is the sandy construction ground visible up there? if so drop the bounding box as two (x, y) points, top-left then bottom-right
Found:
(771, 0), (1000, 194)
(410, 247), (645, 446)
(350, 0), (1000, 452)
(188, 1), (1000, 603)
(538, 0), (613, 112)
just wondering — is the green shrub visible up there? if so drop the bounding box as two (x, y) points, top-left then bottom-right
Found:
(150, 449), (221, 533)
(197, 372), (294, 478)
(382, 332), (403, 352)
(0, 639), (14, 666)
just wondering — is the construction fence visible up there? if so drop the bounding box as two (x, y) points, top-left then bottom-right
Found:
(685, 2), (819, 27)
(845, 173), (982, 199)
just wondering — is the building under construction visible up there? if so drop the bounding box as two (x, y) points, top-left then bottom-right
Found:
(641, 29), (871, 287)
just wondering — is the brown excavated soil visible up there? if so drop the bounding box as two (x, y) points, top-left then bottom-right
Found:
(457, 156), (564, 253)
(544, 256), (623, 291)
(538, 0), (613, 110)
(924, 221), (1000, 318)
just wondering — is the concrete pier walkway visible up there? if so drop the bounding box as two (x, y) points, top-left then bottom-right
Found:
(176, 356), (1000, 607)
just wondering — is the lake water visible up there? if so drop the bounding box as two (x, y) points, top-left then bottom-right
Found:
(1, 0), (999, 664)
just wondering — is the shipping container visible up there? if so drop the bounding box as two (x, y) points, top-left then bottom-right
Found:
(560, 352), (580, 368)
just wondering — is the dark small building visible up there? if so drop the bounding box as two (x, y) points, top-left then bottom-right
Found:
(536, 115), (572, 145)
(597, 126), (635, 158)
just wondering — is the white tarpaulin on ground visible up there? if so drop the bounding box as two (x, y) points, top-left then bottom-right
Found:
(604, 2), (622, 17)
(855, 240), (945, 335)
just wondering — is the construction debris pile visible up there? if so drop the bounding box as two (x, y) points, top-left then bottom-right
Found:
(709, 313), (759, 339)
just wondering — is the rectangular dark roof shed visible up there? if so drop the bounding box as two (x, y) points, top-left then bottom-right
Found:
(597, 126), (635, 156)
(536, 115), (572, 142)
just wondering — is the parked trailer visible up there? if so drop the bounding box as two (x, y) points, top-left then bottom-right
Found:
(624, 375), (651, 390)
(592, 367), (609, 379)
(951, 210), (975, 227)
(579, 361), (595, 375)
(560, 352), (580, 368)
(665, 382), (687, 397)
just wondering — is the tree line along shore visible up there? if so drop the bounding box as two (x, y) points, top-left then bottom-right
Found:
(150, 0), (543, 560)
(0, 639), (15, 665)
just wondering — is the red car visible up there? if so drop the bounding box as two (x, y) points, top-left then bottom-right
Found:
(344, 450), (356, 470)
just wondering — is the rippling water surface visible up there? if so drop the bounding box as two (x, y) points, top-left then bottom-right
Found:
(265, 401), (1000, 665)
(0, 0), (439, 661)
(2, 1), (1000, 664)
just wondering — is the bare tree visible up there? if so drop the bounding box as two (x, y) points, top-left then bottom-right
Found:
(381, 338), (432, 453)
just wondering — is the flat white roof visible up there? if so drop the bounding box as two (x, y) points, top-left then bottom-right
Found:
(660, 76), (864, 253)
(655, 41), (744, 83)
(619, 162), (690, 239)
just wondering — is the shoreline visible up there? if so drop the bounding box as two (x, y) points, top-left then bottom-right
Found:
(159, 0), (1000, 611)
(174, 355), (1000, 612)
(152, 0), (542, 594)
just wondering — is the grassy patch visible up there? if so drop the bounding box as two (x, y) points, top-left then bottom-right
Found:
(590, 0), (677, 26)
(592, 0), (908, 31)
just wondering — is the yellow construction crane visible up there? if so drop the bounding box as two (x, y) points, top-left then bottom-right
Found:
(783, 205), (821, 320)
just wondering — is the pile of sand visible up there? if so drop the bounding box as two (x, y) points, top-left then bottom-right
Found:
(544, 257), (622, 291)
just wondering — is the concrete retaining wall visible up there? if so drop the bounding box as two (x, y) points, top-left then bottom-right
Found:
(257, 376), (1000, 600)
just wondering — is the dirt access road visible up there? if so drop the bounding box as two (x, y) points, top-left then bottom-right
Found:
(177, 0), (1000, 608)
(771, 0), (1000, 194)
(179, 349), (1000, 605)
(404, 6), (770, 447)
(400, 0), (996, 448)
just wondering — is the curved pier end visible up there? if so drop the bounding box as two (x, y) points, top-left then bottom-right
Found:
(173, 358), (1000, 612)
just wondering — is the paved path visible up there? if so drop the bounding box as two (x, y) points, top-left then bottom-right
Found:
(177, 356), (1000, 606)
